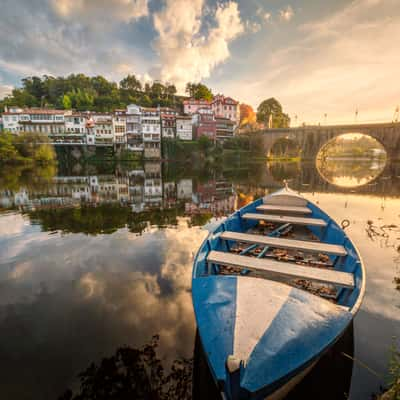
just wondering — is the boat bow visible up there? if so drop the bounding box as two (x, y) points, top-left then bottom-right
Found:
(192, 275), (352, 399)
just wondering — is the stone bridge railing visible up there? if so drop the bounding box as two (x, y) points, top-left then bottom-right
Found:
(255, 122), (400, 160)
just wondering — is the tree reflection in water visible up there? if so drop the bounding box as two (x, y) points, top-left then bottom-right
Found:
(58, 335), (193, 400)
(58, 322), (355, 400)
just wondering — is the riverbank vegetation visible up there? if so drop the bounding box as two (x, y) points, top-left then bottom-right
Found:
(379, 343), (400, 400)
(0, 131), (56, 165)
(162, 134), (266, 165)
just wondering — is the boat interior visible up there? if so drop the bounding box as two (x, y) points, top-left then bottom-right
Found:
(193, 189), (364, 312)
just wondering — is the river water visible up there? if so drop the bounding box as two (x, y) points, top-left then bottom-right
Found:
(0, 158), (399, 399)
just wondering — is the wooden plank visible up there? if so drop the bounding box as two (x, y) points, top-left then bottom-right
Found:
(256, 204), (312, 214)
(207, 251), (354, 288)
(264, 190), (308, 207)
(242, 213), (327, 227)
(220, 231), (347, 256)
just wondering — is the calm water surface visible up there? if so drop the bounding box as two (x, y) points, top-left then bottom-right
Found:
(0, 159), (399, 399)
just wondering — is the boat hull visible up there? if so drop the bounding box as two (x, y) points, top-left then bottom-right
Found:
(192, 189), (365, 400)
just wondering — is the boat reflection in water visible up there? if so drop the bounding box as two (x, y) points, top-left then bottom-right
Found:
(56, 323), (353, 400)
(194, 323), (354, 400)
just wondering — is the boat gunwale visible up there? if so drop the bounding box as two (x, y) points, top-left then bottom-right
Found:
(192, 189), (366, 315)
(191, 188), (366, 398)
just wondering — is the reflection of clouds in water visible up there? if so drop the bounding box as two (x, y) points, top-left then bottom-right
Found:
(161, 219), (206, 290)
(301, 192), (400, 399)
(0, 218), (209, 399)
(0, 213), (28, 237)
(303, 192), (400, 323)
(75, 218), (207, 360)
(8, 261), (32, 280)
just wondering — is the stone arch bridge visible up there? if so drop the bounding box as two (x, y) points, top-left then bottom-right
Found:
(256, 122), (400, 160)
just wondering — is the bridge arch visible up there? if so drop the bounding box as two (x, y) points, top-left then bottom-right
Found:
(268, 135), (301, 159)
(256, 122), (400, 161)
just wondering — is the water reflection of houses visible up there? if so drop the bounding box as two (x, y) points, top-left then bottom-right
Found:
(128, 170), (145, 213)
(1, 164), (236, 218)
(143, 162), (163, 208)
(186, 179), (235, 215)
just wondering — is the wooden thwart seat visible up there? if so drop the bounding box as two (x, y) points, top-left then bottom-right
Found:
(207, 251), (354, 289)
(242, 213), (327, 227)
(256, 204), (312, 214)
(220, 231), (347, 256)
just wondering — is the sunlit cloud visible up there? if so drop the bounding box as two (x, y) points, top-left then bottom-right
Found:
(51, 0), (149, 24)
(245, 20), (262, 33)
(279, 5), (294, 22)
(215, 0), (400, 124)
(0, 0), (398, 122)
(152, 0), (244, 90)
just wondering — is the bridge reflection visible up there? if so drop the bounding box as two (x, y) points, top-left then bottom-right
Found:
(257, 122), (400, 161)
(263, 160), (400, 196)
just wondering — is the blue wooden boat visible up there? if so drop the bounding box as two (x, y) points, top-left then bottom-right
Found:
(192, 187), (365, 400)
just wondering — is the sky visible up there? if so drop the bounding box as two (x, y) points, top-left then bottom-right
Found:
(0, 0), (399, 125)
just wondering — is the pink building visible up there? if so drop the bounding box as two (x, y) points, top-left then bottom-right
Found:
(192, 108), (216, 141)
(183, 99), (211, 115)
(211, 94), (239, 127)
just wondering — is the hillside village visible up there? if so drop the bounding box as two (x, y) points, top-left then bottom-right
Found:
(1, 94), (239, 159)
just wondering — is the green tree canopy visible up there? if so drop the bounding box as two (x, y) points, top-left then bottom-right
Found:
(119, 74), (142, 92)
(0, 74), (186, 112)
(62, 94), (72, 109)
(185, 83), (213, 101)
(256, 98), (290, 128)
(0, 132), (19, 161)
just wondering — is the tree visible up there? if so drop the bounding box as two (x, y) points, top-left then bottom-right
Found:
(22, 76), (45, 100)
(67, 88), (95, 110)
(91, 75), (117, 96)
(0, 73), (186, 112)
(256, 98), (290, 128)
(240, 103), (256, 126)
(119, 74), (142, 92)
(185, 83), (213, 101)
(62, 94), (72, 109)
(0, 132), (19, 162)
(198, 135), (213, 152)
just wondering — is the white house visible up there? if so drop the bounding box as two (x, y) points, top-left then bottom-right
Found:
(142, 107), (161, 158)
(113, 110), (127, 145)
(126, 104), (142, 152)
(177, 179), (193, 200)
(2, 108), (68, 135)
(176, 116), (193, 140)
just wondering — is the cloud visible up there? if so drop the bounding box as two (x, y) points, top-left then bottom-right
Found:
(51, 0), (149, 24)
(0, 212), (28, 237)
(256, 7), (271, 23)
(263, 12), (272, 22)
(152, 0), (244, 91)
(245, 20), (262, 33)
(0, 82), (12, 98)
(279, 5), (294, 22)
(221, 0), (400, 124)
(0, 0), (150, 88)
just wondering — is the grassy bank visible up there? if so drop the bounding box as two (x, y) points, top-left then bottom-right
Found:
(379, 342), (400, 400)
(162, 135), (266, 165)
(266, 156), (301, 162)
